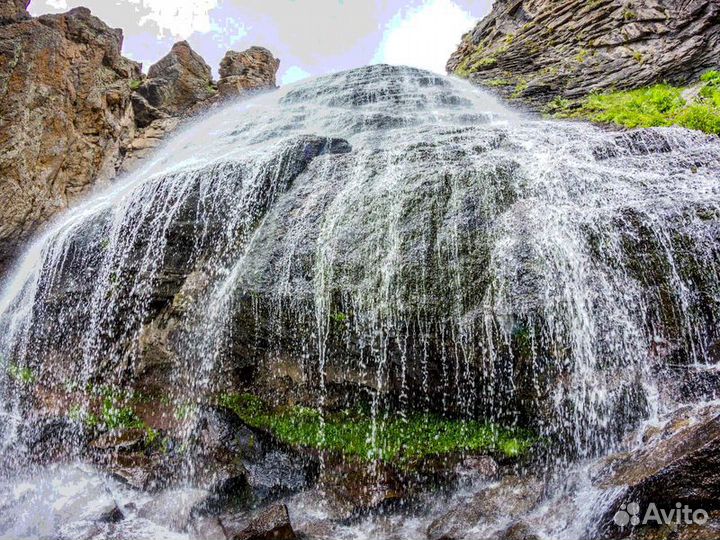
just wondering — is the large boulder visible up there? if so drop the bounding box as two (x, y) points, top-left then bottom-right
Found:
(595, 404), (720, 538)
(217, 46), (279, 99)
(448, 0), (720, 108)
(134, 40), (215, 123)
(0, 6), (141, 275)
(224, 504), (296, 540)
(427, 475), (544, 540)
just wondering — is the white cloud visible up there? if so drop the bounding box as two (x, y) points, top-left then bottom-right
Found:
(372, 0), (477, 74)
(281, 66), (311, 85)
(127, 0), (219, 39)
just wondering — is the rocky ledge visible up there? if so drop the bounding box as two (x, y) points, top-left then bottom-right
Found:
(447, 0), (720, 109)
(0, 2), (279, 276)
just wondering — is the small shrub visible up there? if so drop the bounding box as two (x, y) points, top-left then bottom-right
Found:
(129, 79), (142, 91)
(676, 104), (720, 135)
(623, 9), (637, 20)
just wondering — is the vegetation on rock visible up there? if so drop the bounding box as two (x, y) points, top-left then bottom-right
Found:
(447, 0), (720, 111)
(548, 72), (720, 134)
(219, 393), (534, 464)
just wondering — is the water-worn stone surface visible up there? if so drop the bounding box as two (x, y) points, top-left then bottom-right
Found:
(595, 405), (720, 538)
(448, 0), (720, 109)
(427, 475), (543, 540)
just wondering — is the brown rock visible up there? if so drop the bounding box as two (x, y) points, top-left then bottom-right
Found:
(0, 0), (29, 23)
(0, 6), (141, 274)
(135, 40), (215, 119)
(226, 504), (296, 540)
(217, 46), (279, 100)
(596, 405), (720, 538)
(219, 46), (279, 83)
(447, 0), (720, 109)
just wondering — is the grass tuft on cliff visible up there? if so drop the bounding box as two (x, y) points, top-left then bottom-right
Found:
(549, 71), (720, 135)
(219, 393), (534, 464)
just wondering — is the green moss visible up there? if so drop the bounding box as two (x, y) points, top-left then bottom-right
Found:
(7, 363), (35, 384)
(129, 79), (142, 91)
(486, 78), (515, 87)
(455, 45), (498, 78)
(623, 9), (637, 20)
(329, 311), (348, 324)
(575, 48), (590, 63)
(219, 393), (534, 464)
(632, 51), (644, 63)
(512, 80), (529, 98)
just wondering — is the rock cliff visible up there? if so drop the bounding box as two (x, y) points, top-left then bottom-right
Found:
(0, 4), (280, 276)
(0, 5), (141, 276)
(447, 0), (720, 108)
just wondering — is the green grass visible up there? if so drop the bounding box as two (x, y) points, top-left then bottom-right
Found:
(551, 72), (720, 135)
(219, 393), (534, 464)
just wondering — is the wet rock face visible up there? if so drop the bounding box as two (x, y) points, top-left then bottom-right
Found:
(226, 504), (297, 540)
(135, 40), (215, 120)
(596, 405), (720, 538)
(448, 0), (720, 108)
(427, 475), (543, 540)
(0, 6), (141, 275)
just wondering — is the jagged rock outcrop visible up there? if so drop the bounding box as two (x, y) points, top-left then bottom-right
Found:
(447, 0), (720, 109)
(0, 6), (280, 276)
(217, 46), (279, 100)
(132, 40), (215, 127)
(596, 405), (720, 539)
(123, 44), (280, 172)
(0, 5), (141, 275)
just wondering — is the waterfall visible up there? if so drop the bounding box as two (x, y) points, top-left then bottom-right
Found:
(1, 65), (719, 539)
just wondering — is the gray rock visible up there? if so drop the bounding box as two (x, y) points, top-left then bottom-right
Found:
(595, 404), (720, 537)
(447, 0), (720, 109)
(427, 476), (543, 540)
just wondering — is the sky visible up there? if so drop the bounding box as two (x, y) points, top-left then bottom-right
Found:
(28, 0), (492, 85)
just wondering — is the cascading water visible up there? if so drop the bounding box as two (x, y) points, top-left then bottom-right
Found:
(0, 64), (719, 539)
